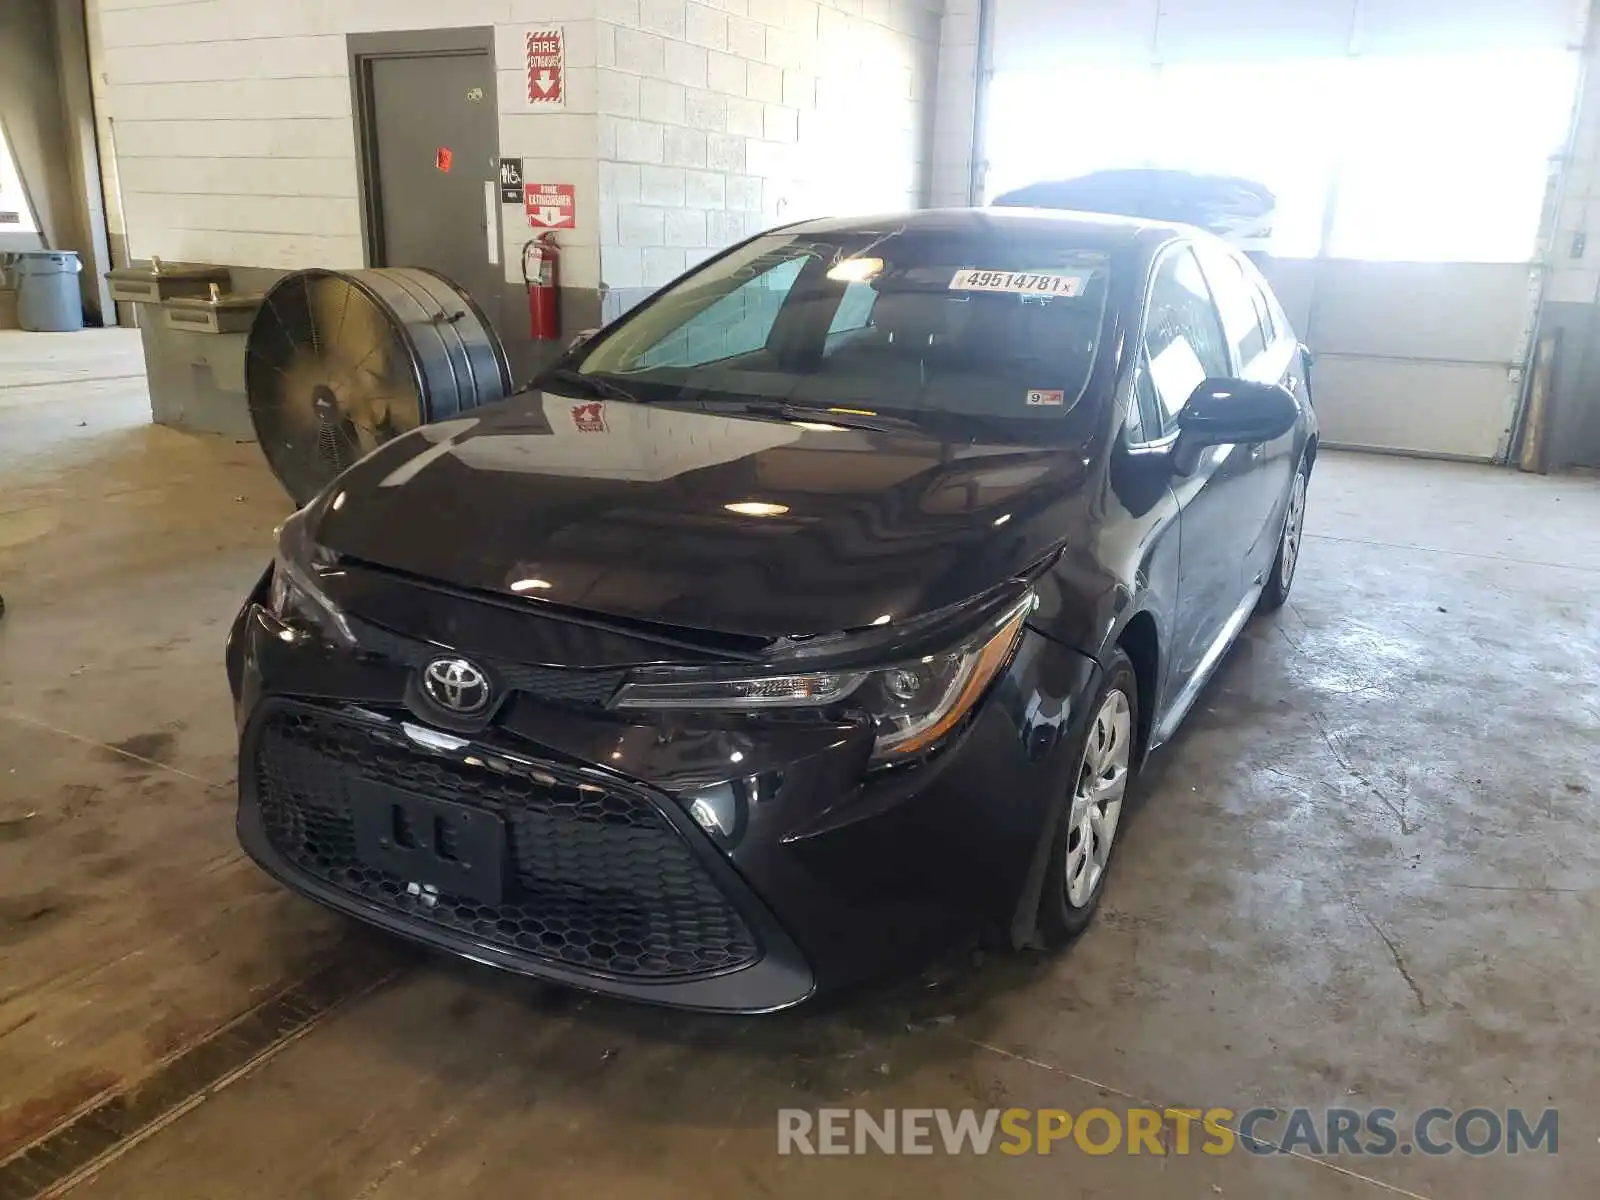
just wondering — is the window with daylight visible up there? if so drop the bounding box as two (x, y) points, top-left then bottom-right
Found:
(985, 48), (1578, 264)
(1326, 50), (1576, 263)
(0, 121), (40, 236)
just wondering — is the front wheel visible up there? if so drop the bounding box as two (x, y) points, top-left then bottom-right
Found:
(1036, 650), (1138, 946)
(1258, 461), (1308, 613)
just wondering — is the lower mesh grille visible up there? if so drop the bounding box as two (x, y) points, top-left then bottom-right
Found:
(251, 706), (760, 979)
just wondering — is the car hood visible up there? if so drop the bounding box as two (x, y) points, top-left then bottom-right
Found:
(310, 391), (1095, 640)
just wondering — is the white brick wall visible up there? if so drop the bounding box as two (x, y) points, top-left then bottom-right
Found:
(595, 0), (941, 292)
(90, 0), (951, 296)
(90, 0), (604, 287)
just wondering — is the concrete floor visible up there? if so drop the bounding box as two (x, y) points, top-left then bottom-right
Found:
(1, 328), (1597, 1198)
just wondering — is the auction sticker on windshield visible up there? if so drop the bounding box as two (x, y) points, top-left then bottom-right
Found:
(949, 270), (1087, 297)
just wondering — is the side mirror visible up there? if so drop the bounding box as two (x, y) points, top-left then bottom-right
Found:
(1171, 378), (1300, 475)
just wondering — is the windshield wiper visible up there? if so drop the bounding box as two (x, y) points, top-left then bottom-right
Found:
(540, 367), (645, 405)
(540, 371), (912, 431)
(692, 397), (913, 432)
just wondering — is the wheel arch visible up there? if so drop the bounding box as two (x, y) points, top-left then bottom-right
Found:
(1114, 609), (1161, 767)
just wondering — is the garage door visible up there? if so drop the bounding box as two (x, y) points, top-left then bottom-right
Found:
(981, 0), (1585, 461)
(1262, 259), (1537, 459)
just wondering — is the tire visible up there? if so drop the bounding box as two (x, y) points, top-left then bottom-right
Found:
(1258, 458), (1308, 614)
(1036, 649), (1139, 947)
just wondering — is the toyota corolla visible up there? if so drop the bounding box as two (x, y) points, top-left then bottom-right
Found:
(226, 209), (1317, 1012)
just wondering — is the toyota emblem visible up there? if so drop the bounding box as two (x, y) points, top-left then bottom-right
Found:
(421, 657), (492, 716)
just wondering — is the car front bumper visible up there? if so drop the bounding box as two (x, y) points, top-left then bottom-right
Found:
(227, 579), (1100, 1012)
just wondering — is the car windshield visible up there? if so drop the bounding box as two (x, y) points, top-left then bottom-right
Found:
(572, 227), (1111, 431)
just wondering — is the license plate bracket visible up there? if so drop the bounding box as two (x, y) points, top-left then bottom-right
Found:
(349, 779), (507, 905)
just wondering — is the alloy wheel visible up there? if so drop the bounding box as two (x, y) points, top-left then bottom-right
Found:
(1280, 471), (1307, 589)
(1064, 688), (1132, 909)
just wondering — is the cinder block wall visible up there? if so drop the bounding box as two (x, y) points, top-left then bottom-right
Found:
(592, 0), (941, 314)
(87, 0), (953, 363)
(90, 0), (605, 291)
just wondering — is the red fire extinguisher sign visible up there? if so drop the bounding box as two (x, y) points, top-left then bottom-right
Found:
(525, 183), (575, 229)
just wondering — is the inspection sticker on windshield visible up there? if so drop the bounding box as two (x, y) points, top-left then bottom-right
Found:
(949, 269), (1086, 297)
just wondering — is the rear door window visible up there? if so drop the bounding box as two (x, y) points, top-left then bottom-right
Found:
(1251, 282), (1277, 347)
(1195, 242), (1267, 370)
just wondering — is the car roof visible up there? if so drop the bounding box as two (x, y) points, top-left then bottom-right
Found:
(779, 206), (1192, 255)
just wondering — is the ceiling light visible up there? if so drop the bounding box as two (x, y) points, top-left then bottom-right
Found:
(827, 406), (877, 417)
(510, 578), (553, 591)
(791, 420), (848, 432)
(826, 256), (883, 283)
(871, 613), (892, 626)
(993, 513), (1011, 526)
(724, 501), (789, 517)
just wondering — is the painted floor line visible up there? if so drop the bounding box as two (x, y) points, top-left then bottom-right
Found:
(0, 951), (406, 1200)
(0, 709), (230, 791)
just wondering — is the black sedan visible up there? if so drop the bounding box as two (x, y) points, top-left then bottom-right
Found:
(227, 209), (1317, 1011)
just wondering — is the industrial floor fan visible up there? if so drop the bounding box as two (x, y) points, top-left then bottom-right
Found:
(244, 268), (512, 506)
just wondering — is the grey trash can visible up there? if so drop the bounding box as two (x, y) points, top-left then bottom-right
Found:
(14, 251), (85, 332)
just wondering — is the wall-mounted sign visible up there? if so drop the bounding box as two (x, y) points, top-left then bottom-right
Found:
(522, 28), (565, 109)
(525, 182), (575, 229)
(499, 158), (525, 204)
(435, 146), (453, 173)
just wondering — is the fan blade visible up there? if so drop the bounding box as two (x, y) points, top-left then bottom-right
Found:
(245, 268), (510, 505)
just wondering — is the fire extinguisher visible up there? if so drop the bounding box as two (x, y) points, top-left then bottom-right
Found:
(522, 233), (561, 341)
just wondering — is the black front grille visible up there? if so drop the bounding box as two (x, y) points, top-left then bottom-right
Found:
(347, 618), (626, 707)
(251, 706), (760, 979)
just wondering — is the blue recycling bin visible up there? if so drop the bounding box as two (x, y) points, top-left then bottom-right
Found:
(14, 251), (85, 332)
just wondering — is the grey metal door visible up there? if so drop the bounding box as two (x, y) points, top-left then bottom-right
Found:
(363, 50), (499, 312)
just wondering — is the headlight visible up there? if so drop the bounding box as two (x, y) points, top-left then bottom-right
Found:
(266, 507), (354, 646)
(613, 593), (1033, 764)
